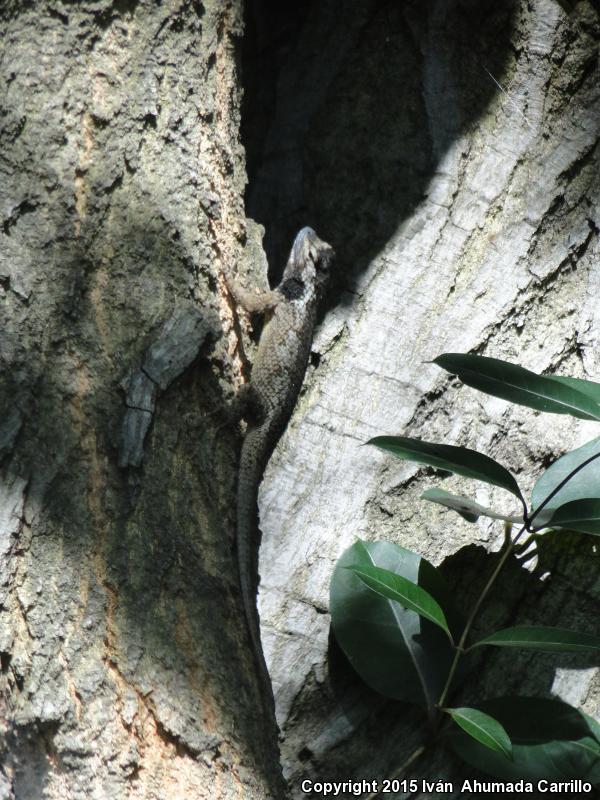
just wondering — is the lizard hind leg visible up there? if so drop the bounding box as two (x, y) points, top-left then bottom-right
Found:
(224, 382), (254, 424)
(206, 383), (256, 440)
(220, 382), (266, 429)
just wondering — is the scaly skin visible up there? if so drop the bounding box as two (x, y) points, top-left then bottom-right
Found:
(227, 227), (334, 691)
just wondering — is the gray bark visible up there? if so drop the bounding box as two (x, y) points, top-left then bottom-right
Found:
(3, 0), (600, 798)
(244, 0), (600, 795)
(0, 3), (284, 799)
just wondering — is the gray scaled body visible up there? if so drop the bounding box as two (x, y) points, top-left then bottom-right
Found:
(227, 227), (334, 689)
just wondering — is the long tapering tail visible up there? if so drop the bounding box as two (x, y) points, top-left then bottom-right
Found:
(236, 422), (275, 694)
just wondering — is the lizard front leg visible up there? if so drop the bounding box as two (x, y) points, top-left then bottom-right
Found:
(225, 275), (282, 315)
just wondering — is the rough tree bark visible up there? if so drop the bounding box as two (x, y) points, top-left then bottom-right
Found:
(3, 1), (600, 799)
(243, 0), (600, 796)
(0, 2), (284, 799)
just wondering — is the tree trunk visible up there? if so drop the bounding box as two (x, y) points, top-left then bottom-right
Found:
(243, 0), (600, 794)
(0, 3), (284, 798)
(3, 0), (600, 797)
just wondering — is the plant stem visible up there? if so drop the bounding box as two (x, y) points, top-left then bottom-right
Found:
(364, 744), (428, 800)
(436, 522), (527, 710)
(435, 450), (600, 710)
(372, 441), (600, 782)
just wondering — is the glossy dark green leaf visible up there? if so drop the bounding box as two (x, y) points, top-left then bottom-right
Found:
(543, 499), (600, 536)
(434, 353), (600, 421)
(447, 697), (600, 782)
(548, 375), (600, 406)
(472, 625), (600, 653)
(348, 563), (451, 636)
(531, 436), (600, 525)
(447, 707), (512, 760)
(330, 540), (463, 711)
(369, 436), (524, 504)
(421, 487), (523, 524)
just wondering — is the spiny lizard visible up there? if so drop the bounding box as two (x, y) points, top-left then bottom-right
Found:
(226, 227), (334, 689)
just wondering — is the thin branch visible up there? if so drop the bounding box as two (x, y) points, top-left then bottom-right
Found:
(364, 744), (427, 800)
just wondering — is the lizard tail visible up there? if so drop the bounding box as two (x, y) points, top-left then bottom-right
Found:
(237, 423), (274, 694)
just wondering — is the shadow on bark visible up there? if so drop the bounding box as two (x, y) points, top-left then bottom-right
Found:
(0, 197), (281, 792)
(242, 0), (518, 298)
(238, 0), (532, 788)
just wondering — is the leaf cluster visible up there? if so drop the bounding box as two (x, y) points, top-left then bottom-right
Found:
(330, 354), (600, 782)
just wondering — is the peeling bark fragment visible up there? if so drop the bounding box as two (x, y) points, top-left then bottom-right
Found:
(119, 370), (158, 466)
(123, 370), (158, 414)
(118, 407), (154, 468)
(143, 304), (219, 391)
(119, 304), (219, 467)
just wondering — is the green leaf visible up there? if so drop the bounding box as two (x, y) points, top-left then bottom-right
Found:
(369, 436), (524, 505)
(421, 487), (523, 524)
(447, 707), (512, 760)
(329, 540), (463, 711)
(548, 374), (600, 406)
(447, 697), (600, 782)
(544, 499), (600, 536)
(348, 563), (451, 637)
(472, 625), (600, 653)
(531, 436), (600, 524)
(434, 353), (600, 421)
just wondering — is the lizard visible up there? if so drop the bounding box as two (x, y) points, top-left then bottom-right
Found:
(225, 226), (334, 691)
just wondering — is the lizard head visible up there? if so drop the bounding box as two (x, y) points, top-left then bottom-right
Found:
(286, 227), (334, 288)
